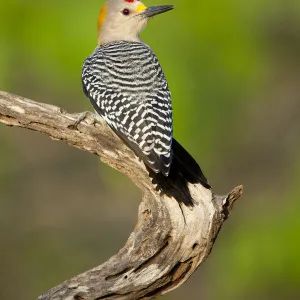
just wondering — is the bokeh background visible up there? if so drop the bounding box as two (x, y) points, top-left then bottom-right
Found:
(1, 0), (300, 299)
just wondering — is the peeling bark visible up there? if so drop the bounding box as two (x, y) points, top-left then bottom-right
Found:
(0, 91), (243, 300)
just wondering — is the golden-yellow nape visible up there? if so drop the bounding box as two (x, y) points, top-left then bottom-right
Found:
(97, 3), (107, 35)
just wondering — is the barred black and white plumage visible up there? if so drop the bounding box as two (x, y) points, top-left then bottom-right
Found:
(82, 41), (173, 176)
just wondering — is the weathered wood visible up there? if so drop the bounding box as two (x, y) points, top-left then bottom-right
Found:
(0, 91), (242, 300)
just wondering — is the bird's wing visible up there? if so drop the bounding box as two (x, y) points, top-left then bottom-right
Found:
(82, 62), (163, 173)
(145, 53), (173, 175)
(147, 91), (173, 175)
(82, 44), (172, 175)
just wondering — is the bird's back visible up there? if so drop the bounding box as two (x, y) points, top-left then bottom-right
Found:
(82, 41), (173, 175)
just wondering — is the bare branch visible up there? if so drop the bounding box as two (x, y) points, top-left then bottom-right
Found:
(0, 91), (243, 300)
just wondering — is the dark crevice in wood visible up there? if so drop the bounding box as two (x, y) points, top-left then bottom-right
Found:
(142, 209), (152, 221)
(134, 236), (171, 273)
(192, 243), (199, 250)
(105, 267), (133, 281)
(178, 202), (187, 225)
(73, 295), (85, 300)
(96, 293), (130, 300)
(140, 261), (193, 299)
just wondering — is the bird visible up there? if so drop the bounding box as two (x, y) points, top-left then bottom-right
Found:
(81, 0), (174, 176)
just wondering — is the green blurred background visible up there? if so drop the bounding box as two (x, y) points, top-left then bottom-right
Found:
(1, 0), (300, 299)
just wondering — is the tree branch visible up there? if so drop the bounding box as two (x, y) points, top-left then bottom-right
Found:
(0, 91), (243, 300)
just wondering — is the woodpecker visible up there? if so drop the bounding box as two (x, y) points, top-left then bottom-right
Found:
(82, 0), (174, 176)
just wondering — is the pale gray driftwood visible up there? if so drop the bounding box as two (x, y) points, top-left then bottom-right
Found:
(0, 91), (243, 300)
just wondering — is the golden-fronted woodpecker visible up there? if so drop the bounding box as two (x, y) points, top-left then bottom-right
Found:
(82, 0), (174, 176)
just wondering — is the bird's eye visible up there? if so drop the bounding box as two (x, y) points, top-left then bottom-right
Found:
(122, 9), (130, 16)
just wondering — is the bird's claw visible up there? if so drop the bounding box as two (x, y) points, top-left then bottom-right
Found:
(69, 111), (104, 130)
(69, 111), (91, 130)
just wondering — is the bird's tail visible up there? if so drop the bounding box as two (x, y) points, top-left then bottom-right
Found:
(150, 138), (211, 206)
(171, 139), (210, 188)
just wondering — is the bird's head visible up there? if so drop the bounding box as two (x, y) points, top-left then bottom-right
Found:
(97, 0), (173, 45)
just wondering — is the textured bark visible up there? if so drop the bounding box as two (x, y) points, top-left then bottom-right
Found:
(0, 91), (243, 300)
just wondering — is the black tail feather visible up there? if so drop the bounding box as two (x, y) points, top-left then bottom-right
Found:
(171, 139), (210, 188)
(148, 138), (211, 206)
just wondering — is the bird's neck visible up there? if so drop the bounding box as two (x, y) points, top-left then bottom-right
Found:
(98, 34), (142, 46)
(98, 20), (147, 46)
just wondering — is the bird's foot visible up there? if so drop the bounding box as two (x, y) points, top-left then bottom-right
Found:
(68, 111), (90, 130)
(69, 111), (104, 130)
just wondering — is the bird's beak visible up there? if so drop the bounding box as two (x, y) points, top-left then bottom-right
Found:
(141, 5), (174, 18)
